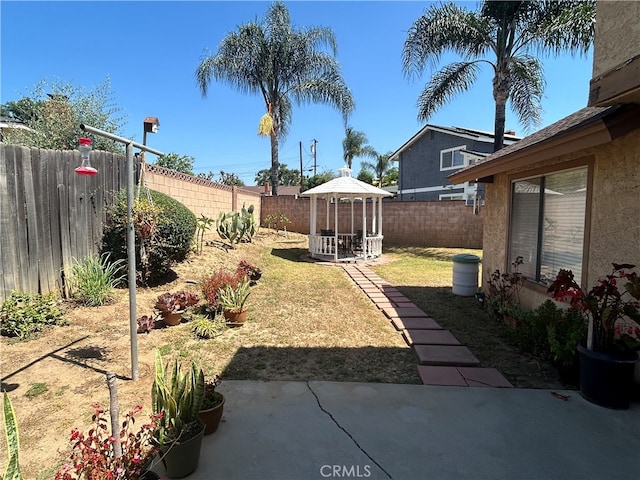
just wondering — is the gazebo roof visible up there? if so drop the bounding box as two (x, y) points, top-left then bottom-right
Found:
(301, 167), (393, 198)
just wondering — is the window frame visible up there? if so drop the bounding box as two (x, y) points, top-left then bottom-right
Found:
(440, 145), (467, 171)
(506, 157), (594, 288)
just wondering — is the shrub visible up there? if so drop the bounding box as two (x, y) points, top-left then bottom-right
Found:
(101, 189), (196, 285)
(54, 404), (159, 480)
(509, 302), (553, 359)
(200, 269), (241, 312)
(0, 291), (67, 340)
(69, 252), (126, 306)
(547, 306), (587, 369)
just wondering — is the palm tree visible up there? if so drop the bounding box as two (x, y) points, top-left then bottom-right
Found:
(403, 0), (595, 151)
(195, 2), (354, 195)
(342, 127), (376, 169)
(361, 151), (395, 187)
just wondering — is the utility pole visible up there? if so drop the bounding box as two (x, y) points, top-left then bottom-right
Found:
(311, 139), (317, 176)
(299, 141), (304, 191)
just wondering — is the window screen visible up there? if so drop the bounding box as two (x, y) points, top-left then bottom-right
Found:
(509, 167), (587, 284)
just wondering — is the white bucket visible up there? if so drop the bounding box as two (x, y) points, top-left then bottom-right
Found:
(452, 255), (480, 296)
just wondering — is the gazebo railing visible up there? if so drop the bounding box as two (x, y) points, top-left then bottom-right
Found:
(308, 233), (383, 260)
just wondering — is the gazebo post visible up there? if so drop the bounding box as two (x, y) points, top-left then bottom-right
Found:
(334, 195), (339, 261)
(372, 197), (377, 234)
(378, 196), (383, 236)
(325, 197), (330, 230)
(362, 198), (367, 258)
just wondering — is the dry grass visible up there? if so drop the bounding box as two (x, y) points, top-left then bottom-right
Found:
(0, 233), (419, 479)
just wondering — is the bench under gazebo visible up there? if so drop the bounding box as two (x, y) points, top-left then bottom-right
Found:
(301, 167), (393, 262)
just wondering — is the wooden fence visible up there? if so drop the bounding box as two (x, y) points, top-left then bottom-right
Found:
(0, 144), (131, 302)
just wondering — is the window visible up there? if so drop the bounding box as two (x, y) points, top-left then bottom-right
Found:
(439, 193), (464, 200)
(508, 166), (588, 285)
(440, 146), (466, 170)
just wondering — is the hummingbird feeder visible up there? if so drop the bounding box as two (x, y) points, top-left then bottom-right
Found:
(75, 137), (98, 176)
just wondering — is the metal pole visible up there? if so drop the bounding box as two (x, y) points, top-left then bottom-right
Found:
(80, 124), (164, 156)
(126, 142), (138, 381)
(79, 124), (163, 381)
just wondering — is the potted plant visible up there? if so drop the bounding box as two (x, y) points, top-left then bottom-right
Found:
(155, 291), (199, 326)
(200, 269), (241, 313)
(197, 375), (225, 435)
(236, 260), (262, 284)
(219, 279), (251, 326)
(151, 352), (205, 478)
(548, 263), (640, 409)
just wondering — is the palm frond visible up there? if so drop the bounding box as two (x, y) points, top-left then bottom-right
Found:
(508, 55), (545, 132)
(416, 61), (481, 122)
(403, 2), (492, 79)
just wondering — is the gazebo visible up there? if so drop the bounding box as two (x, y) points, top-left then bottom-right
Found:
(301, 167), (393, 262)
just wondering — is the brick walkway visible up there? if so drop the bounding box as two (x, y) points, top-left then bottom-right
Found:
(343, 264), (513, 388)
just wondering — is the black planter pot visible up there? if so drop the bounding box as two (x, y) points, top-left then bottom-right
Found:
(160, 422), (206, 478)
(577, 344), (638, 410)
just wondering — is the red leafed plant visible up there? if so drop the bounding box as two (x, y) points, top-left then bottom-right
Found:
(200, 269), (241, 311)
(54, 404), (160, 480)
(548, 263), (640, 356)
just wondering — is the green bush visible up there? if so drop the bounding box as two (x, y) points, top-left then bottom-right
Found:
(101, 189), (196, 285)
(0, 291), (67, 340)
(509, 303), (553, 360)
(69, 253), (126, 306)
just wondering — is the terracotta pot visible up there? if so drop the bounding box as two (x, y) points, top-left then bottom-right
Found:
(162, 311), (183, 326)
(198, 395), (225, 435)
(223, 309), (248, 327)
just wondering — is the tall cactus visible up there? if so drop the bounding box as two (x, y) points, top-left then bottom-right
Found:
(216, 204), (258, 246)
(2, 392), (23, 480)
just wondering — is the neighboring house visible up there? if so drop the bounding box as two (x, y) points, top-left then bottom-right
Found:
(243, 184), (302, 196)
(389, 125), (520, 203)
(449, 0), (640, 311)
(0, 116), (34, 142)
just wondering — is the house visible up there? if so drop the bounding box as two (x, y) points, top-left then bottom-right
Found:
(0, 116), (34, 142)
(389, 125), (520, 203)
(243, 184), (302, 196)
(448, 0), (640, 311)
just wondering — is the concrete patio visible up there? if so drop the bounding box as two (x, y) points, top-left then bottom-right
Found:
(155, 380), (639, 480)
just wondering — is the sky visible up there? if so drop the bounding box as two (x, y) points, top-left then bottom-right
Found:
(1, 1), (594, 185)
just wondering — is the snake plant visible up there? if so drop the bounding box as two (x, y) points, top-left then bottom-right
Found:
(2, 392), (23, 480)
(151, 352), (205, 445)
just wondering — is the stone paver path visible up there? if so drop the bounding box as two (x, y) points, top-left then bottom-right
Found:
(343, 264), (512, 388)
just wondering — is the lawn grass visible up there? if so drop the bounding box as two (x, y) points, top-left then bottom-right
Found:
(372, 246), (563, 389)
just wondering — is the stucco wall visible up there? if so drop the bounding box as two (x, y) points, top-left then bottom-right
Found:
(593, 1), (640, 76)
(261, 196), (484, 249)
(481, 128), (640, 309)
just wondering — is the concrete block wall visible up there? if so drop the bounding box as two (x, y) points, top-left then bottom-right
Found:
(145, 165), (262, 239)
(261, 196), (483, 249)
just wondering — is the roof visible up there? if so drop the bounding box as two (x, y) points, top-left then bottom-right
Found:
(389, 124), (521, 162)
(243, 185), (301, 196)
(448, 104), (640, 184)
(300, 168), (393, 198)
